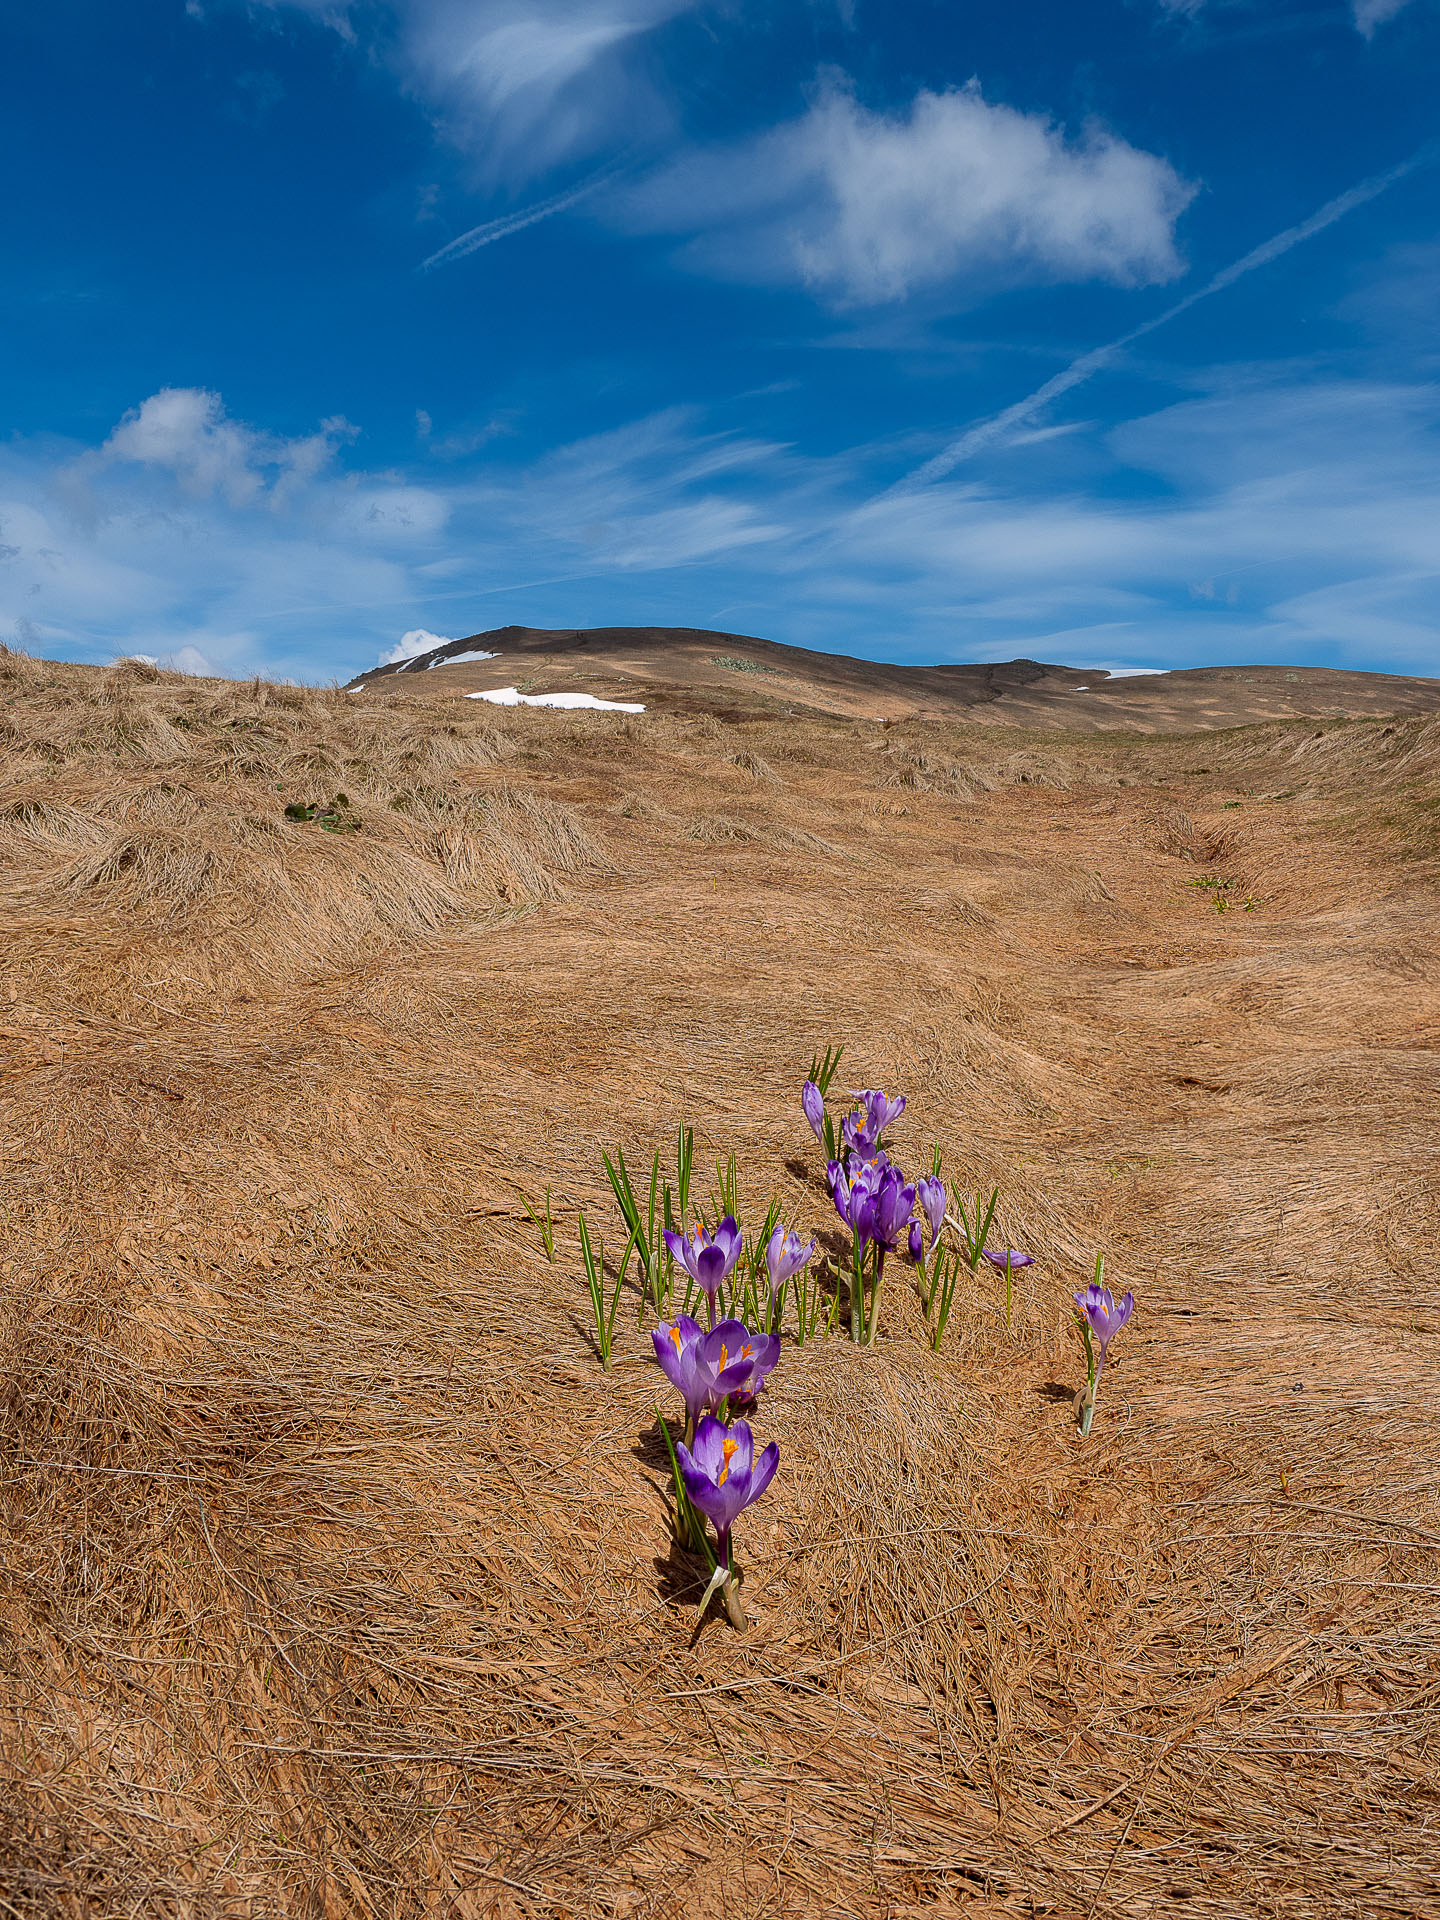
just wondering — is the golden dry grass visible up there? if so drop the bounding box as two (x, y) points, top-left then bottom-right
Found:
(2, 646), (1438, 1916)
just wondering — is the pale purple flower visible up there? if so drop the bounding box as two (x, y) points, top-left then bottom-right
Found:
(698, 1318), (779, 1412)
(915, 1176), (946, 1252)
(1074, 1283), (1133, 1361)
(852, 1087), (906, 1135)
(677, 1415), (779, 1567)
(765, 1225), (814, 1296)
(800, 1079), (825, 1143)
(905, 1221), (924, 1264)
(983, 1247), (1034, 1276)
(652, 1314), (709, 1431)
(663, 1215), (742, 1323)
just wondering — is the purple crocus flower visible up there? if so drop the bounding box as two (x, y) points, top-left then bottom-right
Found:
(663, 1215), (743, 1325)
(915, 1176), (946, 1253)
(868, 1166), (916, 1253)
(840, 1108), (881, 1159)
(852, 1087), (906, 1135)
(1074, 1282), (1134, 1362)
(905, 1221), (924, 1264)
(677, 1415), (779, 1568)
(984, 1247), (1035, 1275)
(828, 1159), (877, 1245)
(651, 1314), (710, 1433)
(800, 1079), (825, 1144)
(654, 1315), (778, 1431)
(698, 1318), (778, 1412)
(765, 1224), (815, 1294)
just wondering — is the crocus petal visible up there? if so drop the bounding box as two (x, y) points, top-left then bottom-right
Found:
(984, 1247), (1035, 1272)
(695, 1244), (729, 1294)
(742, 1333), (780, 1390)
(679, 1453), (735, 1530)
(746, 1439), (780, 1507)
(651, 1323), (691, 1396)
(686, 1413), (730, 1481)
(916, 1176), (946, 1246)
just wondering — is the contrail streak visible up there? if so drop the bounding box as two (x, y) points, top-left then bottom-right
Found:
(419, 163), (628, 272)
(889, 144), (1437, 496)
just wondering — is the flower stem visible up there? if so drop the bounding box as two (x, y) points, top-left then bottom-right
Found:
(717, 1530), (747, 1630)
(866, 1247), (888, 1346)
(1078, 1354), (1104, 1437)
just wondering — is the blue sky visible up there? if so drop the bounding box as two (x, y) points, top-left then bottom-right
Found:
(1, 0), (1437, 683)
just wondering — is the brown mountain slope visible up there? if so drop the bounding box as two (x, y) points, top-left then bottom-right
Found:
(2, 648), (1439, 1915)
(346, 621), (1440, 731)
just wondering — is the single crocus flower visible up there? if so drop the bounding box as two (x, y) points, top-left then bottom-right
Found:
(840, 1108), (881, 1159)
(677, 1415), (779, 1571)
(905, 1221), (924, 1264)
(1073, 1279), (1134, 1436)
(983, 1247), (1035, 1274)
(1074, 1282), (1133, 1361)
(764, 1224), (814, 1328)
(915, 1175), (946, 1253)
(651, 1314), (709, 1436)
(828, 1159), (876, 1245)
(765, 1224), (815, 1292)
(697, 1318), (779, 1413)
(868, 1166), (916, 1253)
(663, 1215), (743, 1326)
(852, 1087), (906, 1135)
(800, 1079), (825, 1144)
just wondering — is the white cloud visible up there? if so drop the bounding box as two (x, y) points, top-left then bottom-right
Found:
(382, 626), (456, 665)
(618, 76), (1194, 306)
(1157, 0), (1419, 33)
(101, 387), (358, 508)
(261, 0), (697, 179)
(1353, 0), (1418, 33)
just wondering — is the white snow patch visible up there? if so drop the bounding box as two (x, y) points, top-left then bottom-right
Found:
(426, 648), (498, 668)
(467, 686), (645, 713)
(1098, 666), (1169, 678)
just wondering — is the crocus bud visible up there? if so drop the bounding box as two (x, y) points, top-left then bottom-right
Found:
(906, 1221), (923, 1264)
(800, 1079), (825, 1143)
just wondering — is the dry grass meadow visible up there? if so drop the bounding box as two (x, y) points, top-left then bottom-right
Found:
(2, 645), (1439, 1917)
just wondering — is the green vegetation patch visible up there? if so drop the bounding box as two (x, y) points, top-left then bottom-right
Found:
(283, 792), (362, 833)
(710, 654), (781, 677)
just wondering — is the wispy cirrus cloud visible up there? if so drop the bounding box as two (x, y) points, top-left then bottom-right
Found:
(261, 0), (697, 179)
(1154, 0), (1422, 35)
(616, 75), (1194, 306)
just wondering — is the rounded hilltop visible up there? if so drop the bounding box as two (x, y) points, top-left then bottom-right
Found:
(346, 622), (1440, 731)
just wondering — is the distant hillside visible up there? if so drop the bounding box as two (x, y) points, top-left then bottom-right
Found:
(346, 623), (1440, 732)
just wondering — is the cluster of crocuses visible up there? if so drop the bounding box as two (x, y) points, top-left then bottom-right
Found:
(802, 1081), (950, 1345)
(651, 1221), (814, 1623)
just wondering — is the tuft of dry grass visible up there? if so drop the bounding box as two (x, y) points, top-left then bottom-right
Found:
(1, 656), (1438, 1915)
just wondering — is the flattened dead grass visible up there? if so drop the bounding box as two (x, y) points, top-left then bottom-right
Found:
(1, 649), (1438, 1915)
